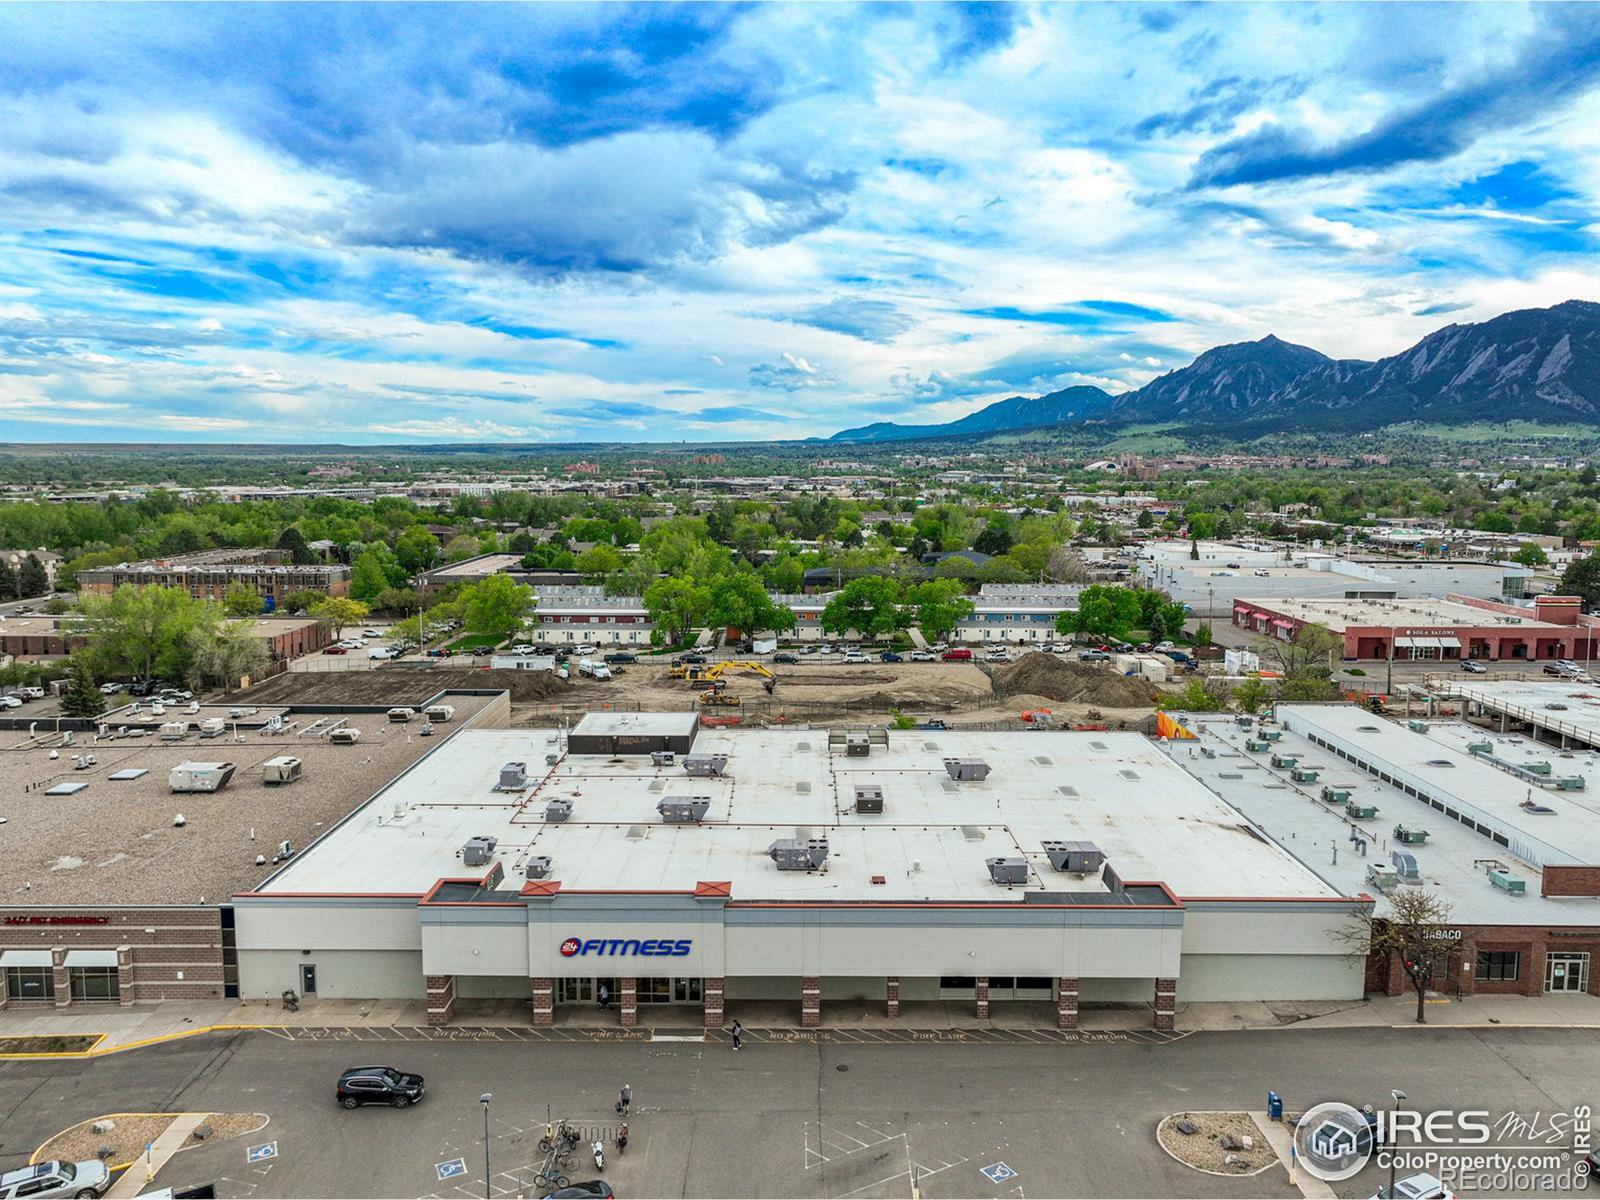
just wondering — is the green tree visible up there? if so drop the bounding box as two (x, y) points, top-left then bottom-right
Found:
(18, 553), (49, 597)
(198, 621), (270, 685)
(277, 526), (316, 565)
(1270, 623), (1343, 702)
(461, 574), (536, 641)
(349, 549), (390, 603)
(907, 578), (975, 642)
(395, 526), (441, 575)
(1058, 585), (1142, 641)
(1159, 676), (1232, 712)
(222, 582), (265, 617)
(78, 585), (205, 685)
(973, 523), (1013, 556)
(373, 586), (419, 615)
(0, 559), (16, 600)
(1558, 552), (1600, 610)
(821, 576), (908, 639)
(1155, 600), (1190, 642)
(705, 573), (795, 636)
(644, 576), (711, 646)
(443, 534), (480, 563)
(59, 659), (106, 718)
(575, 544), (624, 580)
(1136, 509), (1154, 530)
(309, 596), (370, 640)
(1336, 888), (1458, 1025)
(279, 589), (328, 614)
(1191, 621), (1214, 648)
(1512, 543), (1547, 567)
(1232, 676), (1273, 714)
(1188, 537), (1200, 561)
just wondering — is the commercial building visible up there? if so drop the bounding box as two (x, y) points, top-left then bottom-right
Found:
(78, 550), (351, 604)
(1441, 678), (1600, 752)
(0, 692), (500, 1011)
(234, 719), (1368, 1029)
(1232, 594), (1600, 661)
(1178, 705), (1600, 999)
(237, 616), (334, 661)
(0, 615), (83, 659)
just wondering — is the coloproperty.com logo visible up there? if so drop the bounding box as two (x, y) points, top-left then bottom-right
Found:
(1293, 1101), (1594, 1192)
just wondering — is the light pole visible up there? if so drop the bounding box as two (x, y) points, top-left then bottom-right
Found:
(1387, 1089), (1406, 1198)
(480, 1092), (493, 1200)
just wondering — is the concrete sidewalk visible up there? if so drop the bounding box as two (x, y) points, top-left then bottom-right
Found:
(3, 991), (1596, 1056)
(104, 1113), (209, 1199)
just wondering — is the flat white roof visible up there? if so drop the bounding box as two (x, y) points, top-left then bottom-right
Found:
(1179, 712), (1600, 926)
(260, 727), (1343, 903)
(1237, 596), (1567, 633)
(570, 712), (700, 739)
(1443, 679), (1600, 747)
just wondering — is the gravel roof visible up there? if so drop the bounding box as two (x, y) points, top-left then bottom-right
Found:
(1, 695), (492, 905)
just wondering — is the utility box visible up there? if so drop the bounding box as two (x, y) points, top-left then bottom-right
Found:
(1320, 785), (1351, 804)
(1488, 869), (1526, 894)
(545, 799), (573, 823)
(769, 837), (829, 870)
(1270, 752), (1299, 769)
(387, 707), (414, 724)
(462, 835), (498, 867)
(525, 855), (553, 880)
(1366, 863), (1401, 891)
(198, 717), (227, 739)
(169, 761), (236, 793)
(1393, 824), (1429, 845)
(1042, 840), (1105, 874)
(1245, 739), (1270, 752)
(658, 796), (711, 823)
(684, 753), (728, 778)
(1346, 801), (1379, 820)
(944, 757), (991, 782)
(986, 856), (1029, 885)
(497, 762), (529, 791)
(650, 750), (676, 767)
(1290, 766), (1320, 783)
(846, 732), (871, 758)
(262, 755), (302, 785)
(1407, 720), (1429, 733)
(1261, 730), (1282, 742)
(853, 784), (884, 814)
(1555, 775), (1586, 791)
(423, 704), (455, 723)
(159, 721), (189, 741)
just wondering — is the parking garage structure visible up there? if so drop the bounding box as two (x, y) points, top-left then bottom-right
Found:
(233, 719), (1370, 1029)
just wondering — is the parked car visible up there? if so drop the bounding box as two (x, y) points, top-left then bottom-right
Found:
(335, 1065), (425, 1109)
(603, 652), (637, 664)
(1371, 1172), (1454, 1199)
(1079, 650), (1111, 662)
(941, 648), (973, 661)
(815, 645), (834, 656)
(985, 650), (1012, 663)
(1460, 660), (1487, 674)
(549, 1184), (615, 1200)
(681, 653), (709, 664)
(128, 679), (155, 696)
(773, 652), (800, 664)
(323, 646), (348, 655)
(98, 682), (121, 694)
(0, 1159), (111, 1199)
(20, 686), (46, 700)
(368, 647), (397, 660)
(843, 651), (871, 664)
(880, 651), (903, 663)
(909, 650), (937, 662)
(0, 695), (20, 709)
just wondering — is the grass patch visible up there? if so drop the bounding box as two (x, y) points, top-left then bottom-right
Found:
(444, 633), (502, 652)
(1345, 667), (1367, 676)
(1388, 420), (1592, 442)
(0, 1034), (102, 1054)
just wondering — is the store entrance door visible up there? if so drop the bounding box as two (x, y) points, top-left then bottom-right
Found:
(557, 978), (594, 1005)
(1546, 952), (1589, 993)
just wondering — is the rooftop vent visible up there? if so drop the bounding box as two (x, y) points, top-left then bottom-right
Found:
(944, 757), (991, 782)
(462, 835), (499, 867)
(650, 750), (675, 767)
(658, 796), (711, 823)
(846, 732), (871, 758)
(684, 753), (728, 778)
(1390, 849), (1421, 882)
(769, 837), (828, 871)
(496, 762), (529, 791)
(525, 855), (553, 880)
(986, 856), (1029, 885)
(854, 784), (884, 814)
(1042, 840), (1104, 874)
(545, 799), (573, 823)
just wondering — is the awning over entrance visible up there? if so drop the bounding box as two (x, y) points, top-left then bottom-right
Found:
(1396, 636), (1452, 649)
(64, 949), (118, 968)
(1435, 636), (1462, 649)
(0, 949), (53, 967)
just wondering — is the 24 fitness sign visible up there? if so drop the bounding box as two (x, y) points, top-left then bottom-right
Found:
(559, 937), (693, 958)
(1293, 1102), (1594, 1192)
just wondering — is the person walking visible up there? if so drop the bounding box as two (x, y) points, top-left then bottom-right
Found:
(616, 1122), (629, 1156)
(618, 1082), (632, 1116)
(730, 1019), (743, 1050)
(598, 982), (610, 1009)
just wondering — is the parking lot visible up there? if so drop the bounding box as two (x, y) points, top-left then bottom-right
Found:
(2, 1026), (1595, 1198)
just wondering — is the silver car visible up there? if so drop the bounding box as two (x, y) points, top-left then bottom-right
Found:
(0, 1160), (111, 1200)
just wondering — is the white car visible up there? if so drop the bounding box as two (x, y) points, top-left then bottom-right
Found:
(367, 647), (397, 660)
(98, 682), (121, 695)
(985, 650), (1012, 663)
(816, 645), (834, 656)
(362, 629), (382, 638)
(1373, 1172), (1454, 1200)
(0, 695), (21, 709)
(20, 686), (46, 699)
(843, 652), (870, 664)
(909, 650), (937, 662)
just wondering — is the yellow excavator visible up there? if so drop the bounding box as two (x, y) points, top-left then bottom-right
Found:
(672, 660), (778, 694)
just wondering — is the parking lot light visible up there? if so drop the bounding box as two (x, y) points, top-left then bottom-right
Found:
(481, 1092), (493, 1200)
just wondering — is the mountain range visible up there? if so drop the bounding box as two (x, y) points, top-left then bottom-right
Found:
(828, 300), (1600, 442)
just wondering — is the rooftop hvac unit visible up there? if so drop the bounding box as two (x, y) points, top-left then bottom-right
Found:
(1042, 840), (1104, 874)
(944, 757), (991, 782)
(198, 717), (227, 738)
(986, 856), (1029, 885)
(658, 796), (711, 823)
(545, 798), (573, 823)
(650, 750), (676, 767)
(159, 721), (188, 741)
(1390, 849), (1421, 882)
(1346, 801), (1379, 819)
(387, 707), (414, 723)
(525, 855), (553, 880)
(853, 784), (884, 814)
(1555, 775), (1586, 791)
(1393, 824), (1428, 845)
(1406, 720), (1429, 733)
(684, 753), (728, 778)
(1365, 863), (1401, 891)
(462, 835), (499, 867)
(262, 755), (302, 785)
(329, 728), (361, 744)
(169, 761), (236, 793)
(769, 837), (829, 870)
(1488, 869), (1526, 894)
(846, 732), (871, 758)
(497, 762), (529, 791)
(423, 704), (455, 723)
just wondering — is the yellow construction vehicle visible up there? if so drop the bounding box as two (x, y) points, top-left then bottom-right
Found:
(673, 660), (778, 693)
(699, 681), (743, 708)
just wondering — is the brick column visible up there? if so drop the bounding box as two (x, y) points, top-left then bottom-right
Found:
(425, 975), (455, 1026)
(530, 978), (554, 1026)
(885, 976), (900, 1018)
(1523, 945), (1547, 998)
(619, 977), (638, 1027)
(703, 977), (725, 1029)
(1153, 977), (1177, 1032)
(52, 947), (69, 1009)
(974, 976), (989, 1019)
(116, 946), (136, 1007)
(801, 976), (821, 1027)
(0, 966), (8, 1010)
(1455, 946), (1476, 998)
(1057, 978), (1079, 1030)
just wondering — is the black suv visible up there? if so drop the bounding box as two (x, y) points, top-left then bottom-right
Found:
(336, 1066), (424, 1109)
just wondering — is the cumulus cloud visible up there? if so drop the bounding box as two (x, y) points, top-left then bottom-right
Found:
(748, 352), (841, 391)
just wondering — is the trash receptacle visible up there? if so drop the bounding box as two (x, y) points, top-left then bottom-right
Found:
(1267, 1091), (1283, 1120)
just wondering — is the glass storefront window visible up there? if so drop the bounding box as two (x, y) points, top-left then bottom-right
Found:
(69, 967), (120, 1001)
(4, 966), (54, 1001)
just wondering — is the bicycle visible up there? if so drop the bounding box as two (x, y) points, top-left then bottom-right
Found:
(538, 1120), (581, 1155)
(531, 1163), (569, 1194)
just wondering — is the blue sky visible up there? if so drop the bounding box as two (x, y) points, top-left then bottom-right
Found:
(0, 2), (1597, 444)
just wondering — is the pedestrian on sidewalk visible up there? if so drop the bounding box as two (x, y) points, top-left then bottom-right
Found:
(730, 1019), (743, 1050)
(617, 1122), (629, 1155)
(618, 1082), (632, 1115)
(598, 982), (610, 1009)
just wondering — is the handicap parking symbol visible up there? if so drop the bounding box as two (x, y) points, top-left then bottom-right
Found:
(246, 1141), (278, 1165)
(435, 1158), (468, 1182)
(980, 1162), (1018, 1184)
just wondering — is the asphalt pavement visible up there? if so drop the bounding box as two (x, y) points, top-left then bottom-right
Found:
(2, 1026), (1595, 1199)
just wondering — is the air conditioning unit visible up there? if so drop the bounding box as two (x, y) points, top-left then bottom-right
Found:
(650, 750), (675, 767)
(769, 838), (828, 870)
(944, 757), (991, 782)
(854, 784), (884, 814)
(986, 856), (1028, 885)
(329, 728), (361, 745)
(525, 855), (553, 880)
(387, 707), (415, 723)
(462, 836), (499, 867)
(545, 799), (573, 823)
(1042, 840), (1104, 874)
(684, 753), (728, 778)
(846, 732), (871, 758)
(198, 717), (227, 738)
(169, 761), (236, 793)
(497, 762), (529, 791)
(658, 796), (711, 823)
(262, 755), (302, 785)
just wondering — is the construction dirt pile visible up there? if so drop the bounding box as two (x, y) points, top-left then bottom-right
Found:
(991, 652), (1161, 708)
(236, 667), (573, 706)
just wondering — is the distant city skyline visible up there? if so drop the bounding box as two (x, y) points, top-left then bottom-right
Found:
(1, 2), (1597, 444)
